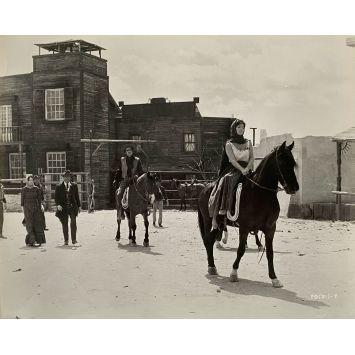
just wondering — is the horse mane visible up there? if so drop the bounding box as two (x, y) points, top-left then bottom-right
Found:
(254, 143), (297, 176)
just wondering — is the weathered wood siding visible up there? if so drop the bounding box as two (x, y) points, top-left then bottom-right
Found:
(0, 74), (33, 177)
(82, 70), (111, 208)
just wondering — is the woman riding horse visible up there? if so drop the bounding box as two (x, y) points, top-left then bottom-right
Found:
(208, 119), (254, 231)
(198, 121), (299, 287)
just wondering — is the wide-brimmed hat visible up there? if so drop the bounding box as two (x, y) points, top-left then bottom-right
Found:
(62, 170), (72, 177)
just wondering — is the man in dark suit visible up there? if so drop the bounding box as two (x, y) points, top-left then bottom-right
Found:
(55, 170), (81, 245)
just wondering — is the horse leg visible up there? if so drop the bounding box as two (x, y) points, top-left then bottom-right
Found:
(116, 218), (121, 241)
(255, 232), (263, 251)
(143, 212), (149, 247)
(129, 214), (137, 246)
(125, 211), (132, 243)
(265, 226), (283, 288)
(221, 224), (228, 244)
(230, 227), (249, 282)
(198, 207), (217, 275)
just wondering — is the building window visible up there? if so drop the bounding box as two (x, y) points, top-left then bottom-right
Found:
(9, 153), (26, 179)
(184, 133), (196, 152)
(45, 89), (65, 120)
(0, 105), (12, 142)
(46, 152), (66, 174)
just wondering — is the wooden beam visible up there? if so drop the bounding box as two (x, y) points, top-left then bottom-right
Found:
(80, 139), (157, 143)
(332, 191), (355, 196)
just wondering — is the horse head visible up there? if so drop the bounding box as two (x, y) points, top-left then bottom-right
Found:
(274, 141), (299, 194)
(142, 171), (158, 204)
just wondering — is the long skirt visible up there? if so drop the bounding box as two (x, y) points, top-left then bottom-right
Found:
(208, 161), (248, 219)
(24, 209), (46, 244)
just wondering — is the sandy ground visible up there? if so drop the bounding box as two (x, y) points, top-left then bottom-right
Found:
(0, 210), (354, 319)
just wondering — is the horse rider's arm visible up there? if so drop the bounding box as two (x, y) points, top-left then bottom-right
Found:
(136, 158), (144, 177)
(247, 140), (255, 171)
(225, 142), (246, 173)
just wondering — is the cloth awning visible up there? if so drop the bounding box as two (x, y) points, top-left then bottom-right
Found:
(332, 127), (355, 142)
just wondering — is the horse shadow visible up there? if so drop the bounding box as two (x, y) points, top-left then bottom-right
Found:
(217, 246), (292, 255)
(117, 243), (163, 256)
(55, 245), (82, 250)
(205, 274), (328, 310)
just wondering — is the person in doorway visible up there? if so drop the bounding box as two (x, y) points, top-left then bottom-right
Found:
(55, 170), (81, 245)
(152, 177), (168, 227)
(21, 175), (45, 247)
(0, 177), (7, 239)
(114, 146), (144, 221)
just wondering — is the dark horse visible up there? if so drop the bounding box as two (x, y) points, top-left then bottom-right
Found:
(198, 141), (299, 288)
(115, 172), (157, 246)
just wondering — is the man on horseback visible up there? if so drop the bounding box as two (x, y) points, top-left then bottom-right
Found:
(208, 119), (254, 231)
(115, 146), (144, 220)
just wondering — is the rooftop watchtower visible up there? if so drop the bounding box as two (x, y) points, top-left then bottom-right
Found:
(35, 39), (106, 58)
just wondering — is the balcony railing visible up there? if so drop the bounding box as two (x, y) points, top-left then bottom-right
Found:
(0, 126), (23, 143)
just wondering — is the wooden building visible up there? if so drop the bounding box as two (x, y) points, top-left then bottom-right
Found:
(0, 40), (118, 208)
(1, 39), (233, 209)
(115, 98), (233, 181)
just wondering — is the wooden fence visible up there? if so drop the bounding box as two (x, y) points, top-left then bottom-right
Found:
(1, 172), (90, 211)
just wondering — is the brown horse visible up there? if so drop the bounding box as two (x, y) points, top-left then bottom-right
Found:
(115, 172), (158, 246)
(198, 141), (299, 288)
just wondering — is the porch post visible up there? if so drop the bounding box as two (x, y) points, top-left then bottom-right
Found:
(335, 141), (342, 220)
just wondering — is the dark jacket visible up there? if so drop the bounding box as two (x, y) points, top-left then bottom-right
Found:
(155, 185), (167, 202)
(55, 182), (81, 218)
(114, 155), (144, 186)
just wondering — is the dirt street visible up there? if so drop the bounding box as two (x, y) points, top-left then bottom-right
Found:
(0, 210), (354, 318)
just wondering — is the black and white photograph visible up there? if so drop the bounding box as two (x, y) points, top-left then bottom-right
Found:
(0, 1), (354, 354)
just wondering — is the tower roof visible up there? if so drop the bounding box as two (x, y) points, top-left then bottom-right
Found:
(34, 39), (105, 54)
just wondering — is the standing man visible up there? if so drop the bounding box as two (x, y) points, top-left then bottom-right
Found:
(88, 178), (95, 213)
(55, 170), (81, 245)
(0, 177), (7, 239)
(152, 177), (168, 227)
(115, 146), (144, 222)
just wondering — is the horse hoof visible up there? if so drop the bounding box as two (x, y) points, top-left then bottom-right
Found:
(258, 245), (263, 252)
(143, 241), (149, 247)
(229, 270), (238, 282)
(272, 278), (283, 288)
(208, 267), (218, 275)
(129, 240), (137, 246)
(115, 236), (120, 242)
(216, 242), (223, 249)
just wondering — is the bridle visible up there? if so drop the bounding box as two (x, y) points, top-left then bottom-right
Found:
(246, 146), (287, 193)
(132, 175), (154, 204)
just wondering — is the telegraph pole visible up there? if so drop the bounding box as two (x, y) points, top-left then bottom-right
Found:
(250, 127), (257, 146)
(89, 129), (93, 179)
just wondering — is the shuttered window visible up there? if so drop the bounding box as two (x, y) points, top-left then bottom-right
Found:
(0, 105), (12, 142)
(9, 153), (26, 179)
(184, 133), (196, 152)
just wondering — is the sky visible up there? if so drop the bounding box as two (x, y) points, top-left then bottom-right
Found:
(1, 35), (355, 141)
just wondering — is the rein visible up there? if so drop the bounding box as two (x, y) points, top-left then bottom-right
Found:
(132, 177), (151, 204)
(247, 146), (286, 193)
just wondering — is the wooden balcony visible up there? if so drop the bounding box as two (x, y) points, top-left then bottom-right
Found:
(0, 126), (23, 145)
